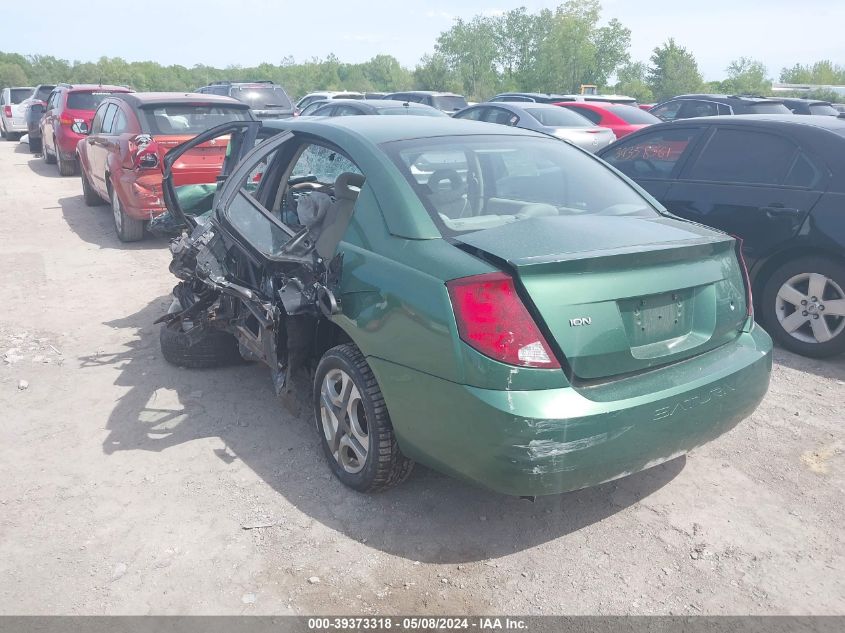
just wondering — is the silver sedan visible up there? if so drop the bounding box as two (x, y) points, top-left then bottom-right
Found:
(453, 101), (616, 152)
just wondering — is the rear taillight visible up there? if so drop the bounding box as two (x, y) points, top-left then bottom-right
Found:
(447, 272), (560, 369)
(3, 105), (11, 118)
(130, 134), (159, 169)
(59, 113), (75, 126)
(733, 237), (754, 318)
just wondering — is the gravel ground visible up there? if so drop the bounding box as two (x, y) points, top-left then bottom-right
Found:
(0, 139), (843, 616)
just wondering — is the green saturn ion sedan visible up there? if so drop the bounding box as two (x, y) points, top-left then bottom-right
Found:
(156, 116), (773, 497)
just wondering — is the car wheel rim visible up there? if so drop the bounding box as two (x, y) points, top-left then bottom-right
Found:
(112, 192), (123, 232)
(320, 368), (368, 474)
(775, 272), (845, 344)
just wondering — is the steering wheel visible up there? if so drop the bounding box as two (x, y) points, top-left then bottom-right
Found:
(428, 169), (465, 197)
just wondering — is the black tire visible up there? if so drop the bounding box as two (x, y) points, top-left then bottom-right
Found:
(159, 323), (243, 369)
(81, 168), (103, 206)
(57, 151), (77, 177)
(313, 344), (413, 492)
(43, 139), (56, 164)
(760, 256), (845, 358)
(110, 187), (144, 242)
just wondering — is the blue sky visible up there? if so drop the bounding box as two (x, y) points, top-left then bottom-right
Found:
(2, 0), (843, 80)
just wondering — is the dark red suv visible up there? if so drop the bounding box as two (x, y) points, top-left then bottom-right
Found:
(41, 84), (133, 176)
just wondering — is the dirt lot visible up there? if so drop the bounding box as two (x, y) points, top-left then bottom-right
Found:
(0, 139), (843, 616)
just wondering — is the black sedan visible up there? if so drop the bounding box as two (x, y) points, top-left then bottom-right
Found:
(598, 115), (845, 357)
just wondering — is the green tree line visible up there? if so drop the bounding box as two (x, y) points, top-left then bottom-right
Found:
(2, 1), (844, 103)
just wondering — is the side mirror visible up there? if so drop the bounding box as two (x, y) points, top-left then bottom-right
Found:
(71, 121), (90, 135)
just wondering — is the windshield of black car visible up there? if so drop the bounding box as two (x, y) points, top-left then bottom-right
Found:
(384, 135), (658, 236)
(233, 86), (292, 110)
(525, 107), (593, 127)
(747, 102), (791, 114)
(608, 105), (662, 124)
(378, 106), (446, 117)
(10, 89), (31, 104)
(432, 96), (468, 111)
(67, 91), (123, 111)
(140, 104), (251, 135)
(809, 103), (840, 116)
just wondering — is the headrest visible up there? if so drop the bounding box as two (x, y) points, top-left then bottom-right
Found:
(296, 192), (332, 228)
(335, 172), (365, 200)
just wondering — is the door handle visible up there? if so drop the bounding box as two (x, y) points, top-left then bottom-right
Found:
(762, 205), (801, 218)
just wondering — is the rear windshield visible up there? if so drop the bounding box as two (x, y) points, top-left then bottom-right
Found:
(140, 104), (251, 135)
(432, 95), (468, 111)
(67, 91), (124, 111)
(607, 105), (661, 124)
(10, 88), (32, 104)
(231, 86), (292, 111)
(378, 106), (446, 117)
(809, 103), (840, 116)
(34, 86), (55, 101)
(525, 107), (592, 127)
(384, 135), (657, 236)
(747, 102), (791, 114)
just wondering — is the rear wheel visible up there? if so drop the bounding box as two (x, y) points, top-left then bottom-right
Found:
(81, 168), (103, 206)
(57, 148), (77, 176)
(314, 344), (413, 492)
(110, 187), (144, 242)
(761, 256), (845, 358)
(43, 138), (56, 164)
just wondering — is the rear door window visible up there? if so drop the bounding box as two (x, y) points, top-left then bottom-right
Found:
(784, 152), (827, 189)
(650, 100), (683, 121)
(101, 104), (118, 134)
(601, 128), (701, 179)
(684, 128), (797, 185)
(565, 106), (601, 124)
(481, 107), (518, 126)
(678, 100), (719, 119)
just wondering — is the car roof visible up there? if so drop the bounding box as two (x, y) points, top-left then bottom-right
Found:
(387, 91), (463, 97)
(262, 114), (544, 143)
(115, 92), (248, 107)
(670, 94), (782, 104)
(666, 113), (845, 131)
(478, 102), (563, 111)
(327, 99), (438, 108)
(59, 84), (131, 92)
(779, 97), (831, 106)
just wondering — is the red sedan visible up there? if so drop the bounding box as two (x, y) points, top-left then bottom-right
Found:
(553, 102), (661, 139)
(76, 93), (252, 241)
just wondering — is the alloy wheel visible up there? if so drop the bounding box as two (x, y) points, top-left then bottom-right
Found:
(112, 190), (123, 233)
(775, 272), (845, 344)
(319, 368), (369, 474)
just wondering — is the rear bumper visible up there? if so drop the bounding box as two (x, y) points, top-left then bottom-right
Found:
(369, 326), (772, 496)
(55, 130), (84, 160)
(116, 171), (167, 221)
(2, 117), (27, 133)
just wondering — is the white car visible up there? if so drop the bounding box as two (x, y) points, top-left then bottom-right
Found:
(1, 86), (34, 140)
(295, 91), (364, 113)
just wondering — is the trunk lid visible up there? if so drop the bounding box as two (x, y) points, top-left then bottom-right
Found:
(153, 135), (230, 186)
(455, 215), (748, 380)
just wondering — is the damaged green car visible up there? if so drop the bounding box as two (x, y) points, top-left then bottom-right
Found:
(158, 117), (772, 497)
